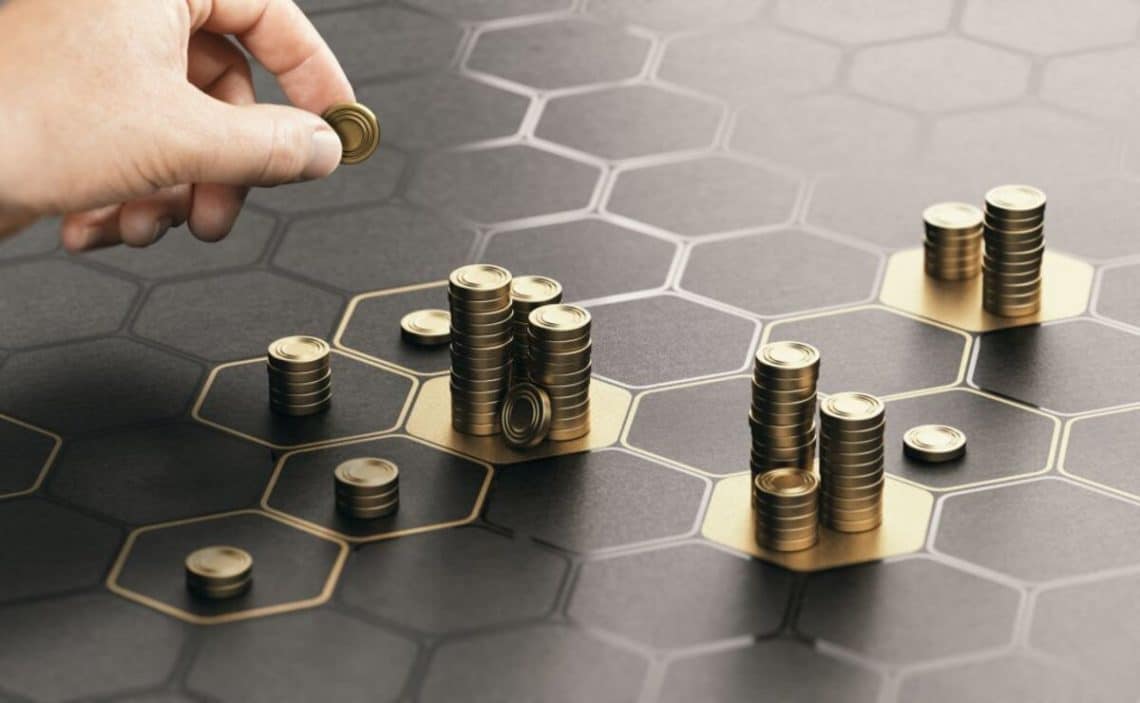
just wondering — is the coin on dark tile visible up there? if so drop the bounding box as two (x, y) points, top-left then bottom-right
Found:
(401, 309), (451, 346)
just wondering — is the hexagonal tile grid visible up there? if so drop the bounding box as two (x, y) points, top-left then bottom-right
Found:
(963, 0), (1140, 54)
(264, 435), (491, 542)
(485, 448), (706, 553)
(681, 229), (880, 317)
(248, 148), (405, 215)
(971, 319), (1140, 415)
(408, 0), (572, 21)
(481, 218), (677, 302)
(188, 610), (416, 703)
(587, 0), (759, 32)
(336, 281), (450, 375)
(1043, 47), (1140, 122)
(0, 414), (59, 497)
(607, 156), (799, 237)
(935, 477), (1140, 582)
(274, 204), (476, 293)
(312, 5), (461, 82)
(777, 0), (952, 43)
(1096, 263), (1140, 330)
(587, 294), (758, 387)
(1043, 177), (1140, 261)
(798, 557), (1019, 666)
(537, 85), (723, 161)
(468, 19), (650, 90)
(1063, 407), (1140, 498)
(764, 307), (970, 397)
(569, 542), (793, 648)
(897, 652), (1110, 702)
(420, 624), (647, 703)
(0, 216), (59, 260)
(340, 526), (566, 634)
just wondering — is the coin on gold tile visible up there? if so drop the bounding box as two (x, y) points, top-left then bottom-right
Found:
(501, 382), (552, 449)
(322, 102), (380, 165)
(820, 392), (885, 429)
(903, 424), (966, 463)
(923, 202), (983, 234)
(511, 275), (563, 307)
(401, 309), (451, 346)
(529, 304), (592, 339)
(984, 184), (1046, 220)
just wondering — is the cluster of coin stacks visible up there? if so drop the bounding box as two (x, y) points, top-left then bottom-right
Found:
(185, 546), (253, 601)
(528, 304), (592, 441)
(449, 264), (514, 436)
(334, 457), (399, 520)
(752, 468), (820, 552)
(509, 275), (562, 383)
(819, 392), (886, 533)
(267, 336), (332, 416)
(923, 202), (983, 281)
(982, 184), (1047, 317)
(749, 341), (820, 476)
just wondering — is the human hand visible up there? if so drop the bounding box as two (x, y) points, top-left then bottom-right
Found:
(0, 0), (353, 250)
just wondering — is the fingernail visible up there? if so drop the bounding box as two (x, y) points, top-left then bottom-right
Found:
(302, 128), (342, 181)
(153, 218), (172, 244)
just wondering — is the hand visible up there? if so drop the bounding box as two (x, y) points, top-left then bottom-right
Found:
(0, 0), (353, 250)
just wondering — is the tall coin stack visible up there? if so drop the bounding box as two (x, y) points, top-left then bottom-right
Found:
(982, 184), (1047, 317)
(752, 468), (820, 552)
(749, 341), (820, 477)
(923, 202), (983, 281)
(508, 275), (562, 383)
(528, 304), (592, 441)
(449, 264), (514, 436)
(819, 392), (885, 533)
(267, 336), (332, 417)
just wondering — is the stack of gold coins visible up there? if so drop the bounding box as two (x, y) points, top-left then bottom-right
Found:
(449, 265), (514, 436)
(334, 457), (399, 519)
(982, 184), (1046, 317)
(528, 304), (591, 441)
(923, 202), (983, 281)
(267, 336), (332, 416)
(819, 392), (885, 533)
(752, 468), (820, 552)
(185, 545), (253, 601)
(749, 341), (820, 477)
(509, 275), (562, 383)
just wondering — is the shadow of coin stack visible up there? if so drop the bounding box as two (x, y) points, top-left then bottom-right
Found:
(752, 468), (820, 552)
(982, 184), (1047, 317)
(509, 275), (563, 384)
(334, 457), (399, 520)
(923, 202), (983, 281)
(267, 336), (332, 416)
(819, 392), (886, 533)
(449, 264), (515, 436)
(749, 341), (820, 477)
(527, 304), (592, 441)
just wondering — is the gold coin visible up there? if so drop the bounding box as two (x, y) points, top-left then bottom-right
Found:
(903, 424), (967, 463)
(401, 309), (451, 346)
(984, 184), (1047, 219)
(268, 336), (330, 370)
(756, 341), (820, 372)
(185, 545), (253, 584)
(923, 202), (983, 232)
(821, 392), (884, 424)
(754, 468), (818, 499)
(529, 304), (591, 337)
(322, 102), (380, 165)
(501, 382), (552, 450)
(450, 265), (513, 298)
(334, 457), (399, 493)
(510, 275), (563, 305)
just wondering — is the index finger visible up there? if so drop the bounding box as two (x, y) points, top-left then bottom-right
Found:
(186, 0), (354, 113)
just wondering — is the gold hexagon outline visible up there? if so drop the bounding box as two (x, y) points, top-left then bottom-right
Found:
(260, 432), (494, 545)
(0, 413), (62, 501)
(106, 508), (349, 626)
(333, 279), (451, 378)
(191, 350), (419, 451)
(1058, 404), (1140, 503)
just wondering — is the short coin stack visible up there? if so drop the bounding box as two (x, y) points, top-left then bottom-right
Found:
(752, 468), (820, 552)
(449, 265), (514, 436)
(509, 276), (562, 383)
(267, 336), (332, 417)
(923, 202), (983, 281)
(400, 309), (451, 347)
(334, 457), (399, 520)
(819, 392), (886, 533)
(185, 545), (253, 601)
(982, 184), (1047, 317)
(749, 342), (820, 477)
(528, 304), (592, 441)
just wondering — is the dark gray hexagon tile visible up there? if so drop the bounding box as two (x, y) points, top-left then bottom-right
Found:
(109, 693), (199, 703)
(798, 558), (1019, 666)
(0, 260), (136, 349)
(49, 423), (275, 525)
(626, 376), (750, 476)
(408, 145), (600, 225)
(1044, 50), (1140, 122)
(897, 653), (1111, 703)
(777, 0), (952, 43)
(936, 478), (1140, 582)
(587, 0), (759, 32)
(481, 219), (676, 302)
(569, 543), (793, 648)
(275, 205), (475, 293)
(588, 295), (757, 387)
(607, 156), (798, 237)
(267, 436), (488, 538)
(0, 216), (59, 260)
(339, 283), (450, 374)
(683, 229), (879, 317)
(116, 512), (343, 620)
(486, 448), (705, 552)
(1044, 178), (1140, 260)
(341, 527), (566, 633)
(358, 74), (528, 152)
(537, 85), (722, 161)
(972, 320), (1140, 415)
(1065, 408), (1140, 497)
(0, 416), (58, 495)
(134, 271), (344, 362)
(189, 609), (416, 703)
(963, 0), (1139, 54)
(248, 148), (404, 215)
(0, 593), (182, 702)
(1097, 264), (1140, 330)
(883, 389), (1056, 490)
(468, 19), (650, 90)
(0, 497), (120, 603)
(661, 639), (882, 703)
(767, 307), (967, 397)
(198, 355), (413, 449)
(420, 624), (647, 703)
(407, 0), (571, 21)
(0, 338), (202, 436)
(851, 37), (1029, 112)
(313, 6), (461, 82)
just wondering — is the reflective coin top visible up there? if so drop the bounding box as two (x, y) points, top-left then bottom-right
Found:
(984, 185), (1047, 218)
(755, 468), (819, 498)
(450, 264), (512, 294)
(501, 383), (553, 449)
(401, 309), (451, 346)
(510, 275), (563, 303)
(903, 424), (967, 460)
(530, 304), (591, 333)
(269, 336), (330, 365)
(758, 341), (820, 370)
(821, 392), (885, 421)
(335, 457), (400, 489)
(185, 546), (253, 580)
(923, 202), (983, 230)
(321, 102), (380, 165)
